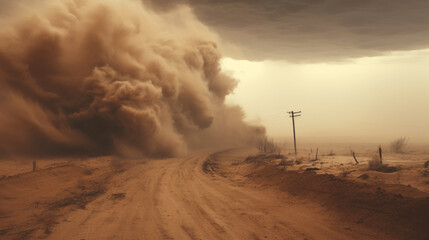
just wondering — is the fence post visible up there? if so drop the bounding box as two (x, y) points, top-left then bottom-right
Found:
(352, 152), (358, 164)
(315, 148), (319, 160)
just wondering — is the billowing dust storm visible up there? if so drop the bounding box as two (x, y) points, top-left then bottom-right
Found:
(0, 0), (264, 158)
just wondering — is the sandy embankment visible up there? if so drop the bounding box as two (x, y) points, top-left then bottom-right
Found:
(206, 148), (429, 240)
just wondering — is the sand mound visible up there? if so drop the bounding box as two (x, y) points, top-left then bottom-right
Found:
(206, 151), (429, 240)
(249, 164), (428, 240)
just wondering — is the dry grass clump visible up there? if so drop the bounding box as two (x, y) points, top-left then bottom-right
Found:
(326, 150), (336, 156)
(390, 137), (408, 153)
(295, 157), (304, 165)
(341, 169), (352, 177)
(245, 153), (285, 164)
(359, 173), (369, 180)
(257, 137), (279, 154)
(278, 158), (294, 168)
(368, 154), (399, 173)
(368, 154), (382, 169)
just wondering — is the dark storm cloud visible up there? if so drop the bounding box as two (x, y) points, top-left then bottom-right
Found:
(145, 0), (429, 61)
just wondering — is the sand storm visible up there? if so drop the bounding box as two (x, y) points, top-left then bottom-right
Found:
(0, 0), (263, 158)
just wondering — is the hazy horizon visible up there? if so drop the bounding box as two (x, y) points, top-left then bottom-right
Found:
(222, 49), (429, 145)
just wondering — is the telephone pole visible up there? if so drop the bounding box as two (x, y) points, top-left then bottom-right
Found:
(288, 111), (301, 155)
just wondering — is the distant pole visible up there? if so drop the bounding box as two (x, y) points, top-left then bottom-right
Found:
(316, 148), (319, 160)
(378, 146), (383, 164)
(352, 152), (359, 164)
(288, 111), (301, 155)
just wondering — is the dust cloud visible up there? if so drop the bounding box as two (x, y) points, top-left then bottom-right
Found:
(0, 0), (264, 158)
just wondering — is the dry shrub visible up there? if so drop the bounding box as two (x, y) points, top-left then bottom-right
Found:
(295, 157), (304, 165)
(278, 158), (294, 167)
(368, 154), (382, 170)
(341, 169), (352, 177)
(327, 150), (336, 156)
(390, 137), (408, 153)
(279, 159), (287, 166)
(368, 154), (399, 173)
(377, 165), (399, 173)
(257, 137), (279, 153)
(111, 193), (126, 200)
(359, 173), (369, 180)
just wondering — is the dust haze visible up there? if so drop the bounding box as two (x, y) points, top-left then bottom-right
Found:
(0, 0), (264, 158)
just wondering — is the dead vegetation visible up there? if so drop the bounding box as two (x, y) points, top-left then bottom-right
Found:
(368, 154), (399, 173)
(326, 150), (336, 156)
(340, 169), (352, 177)
(244, 153), (285, 164)
(50, 188), (105, 209)
(359, 173), (370, 180)
(111, 193), (126, 200)
(278, 158), (293, 167)
(390, 137), (408, 153)
(295, 157), (304, 165)
(257, 137), (280, 154)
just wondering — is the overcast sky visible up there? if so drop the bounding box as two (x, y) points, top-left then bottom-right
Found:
(147, 0), (429, 62)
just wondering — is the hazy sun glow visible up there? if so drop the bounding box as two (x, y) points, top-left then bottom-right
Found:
(222, 49), (429, 144)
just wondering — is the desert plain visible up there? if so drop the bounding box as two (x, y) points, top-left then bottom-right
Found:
(1, 143), (428, 240)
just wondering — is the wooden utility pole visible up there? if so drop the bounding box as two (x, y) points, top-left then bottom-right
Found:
(288, 111), (301, 155)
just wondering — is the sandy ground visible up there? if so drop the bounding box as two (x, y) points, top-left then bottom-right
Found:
(272, 144), (429, 196)
(0, 147), (428, 239)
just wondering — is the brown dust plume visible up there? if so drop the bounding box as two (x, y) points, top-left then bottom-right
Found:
(0, 0), (264, 158)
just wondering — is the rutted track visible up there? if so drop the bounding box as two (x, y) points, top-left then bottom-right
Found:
(46, 150), (385, 240)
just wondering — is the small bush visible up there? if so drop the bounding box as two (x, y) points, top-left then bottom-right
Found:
(295, 157), (304, 165)
(368, 154), (399, 173)
(390, 137), (408, 153)
(257, 137), (279, 153)
(368, 154), (382, 170)
(341, 169), (352, 177)
(377, 165), (400, 173)
(278, 158), (294, 167)
(327, 150), (335, 156)
(359, 173), (369, 180)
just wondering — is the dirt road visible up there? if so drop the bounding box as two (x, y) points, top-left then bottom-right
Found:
(45, 151), (383, 240)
